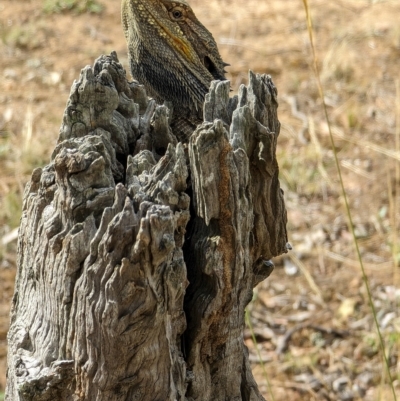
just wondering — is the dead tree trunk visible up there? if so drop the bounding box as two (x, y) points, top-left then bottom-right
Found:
(6, 52), (288, 401)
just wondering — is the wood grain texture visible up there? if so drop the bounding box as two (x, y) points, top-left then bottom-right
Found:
(6, 52), (287, 401)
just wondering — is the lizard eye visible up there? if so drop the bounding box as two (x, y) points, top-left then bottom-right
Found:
(170, 8), (184, 20)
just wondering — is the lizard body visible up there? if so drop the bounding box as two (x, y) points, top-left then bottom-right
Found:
(121, 0), (228, 138)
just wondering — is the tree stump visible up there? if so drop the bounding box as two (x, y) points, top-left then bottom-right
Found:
(6, 52), (288, 401)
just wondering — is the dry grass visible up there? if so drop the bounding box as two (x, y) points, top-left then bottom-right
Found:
(0, 0), (399, 399)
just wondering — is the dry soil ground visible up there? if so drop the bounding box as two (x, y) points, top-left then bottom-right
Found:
(1, 0), (400, 400)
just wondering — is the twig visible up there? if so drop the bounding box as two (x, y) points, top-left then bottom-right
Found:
(276, 323), (349, 354)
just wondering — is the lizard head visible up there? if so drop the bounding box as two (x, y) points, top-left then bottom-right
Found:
(159, 0), (227, 81)
(122, 0), (227, 80)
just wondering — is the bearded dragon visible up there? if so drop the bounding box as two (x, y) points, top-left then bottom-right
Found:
(121, 0), (228, 139)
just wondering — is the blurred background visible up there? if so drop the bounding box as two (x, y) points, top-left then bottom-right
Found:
(0, 0), (399, 399)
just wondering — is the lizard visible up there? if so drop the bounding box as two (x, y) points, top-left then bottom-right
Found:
(121, 0), (228, 141)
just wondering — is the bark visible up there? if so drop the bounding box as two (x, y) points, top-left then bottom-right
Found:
(6, 52), (288, 401)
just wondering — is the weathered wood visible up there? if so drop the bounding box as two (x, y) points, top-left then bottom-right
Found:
(6, 52), (288, 401)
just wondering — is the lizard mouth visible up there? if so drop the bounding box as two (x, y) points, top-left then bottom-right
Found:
(203, 56), (220, 79)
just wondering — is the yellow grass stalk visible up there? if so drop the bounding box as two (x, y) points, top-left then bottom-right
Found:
(301, 1), (397, 400)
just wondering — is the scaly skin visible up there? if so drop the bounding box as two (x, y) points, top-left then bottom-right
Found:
(121, 0), (228, 135)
